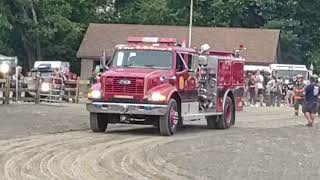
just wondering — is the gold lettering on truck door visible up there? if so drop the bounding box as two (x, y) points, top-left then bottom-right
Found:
(179, 76), (185, 90)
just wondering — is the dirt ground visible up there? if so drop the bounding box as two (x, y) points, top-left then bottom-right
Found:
(0, 104), (320, 180)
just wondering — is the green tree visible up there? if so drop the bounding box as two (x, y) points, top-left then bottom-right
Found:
(0, 1), (14, 55)
(1, 0), (320, 74)
(1, 0), (115, 73)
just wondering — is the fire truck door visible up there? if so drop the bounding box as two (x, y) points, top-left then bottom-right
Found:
(175, 52), (197, 102)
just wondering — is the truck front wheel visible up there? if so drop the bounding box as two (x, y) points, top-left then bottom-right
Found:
(159, 99), (179, 136)
(216, 96), (234, 129)
(206, 116), (218, 129)
(90, 113), (108, 132)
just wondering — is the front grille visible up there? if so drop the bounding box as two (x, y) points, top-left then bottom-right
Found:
(105, 77), (144, 94)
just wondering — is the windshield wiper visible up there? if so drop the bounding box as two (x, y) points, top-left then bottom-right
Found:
(144, 64), (157, 68)
(122, 64), (136, 68)
(144, 64), (168, 69)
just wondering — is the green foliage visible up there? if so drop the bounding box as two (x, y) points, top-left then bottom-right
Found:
(0, 0), (115, 73)
(0, 0), (14, 55)
(309, 49), (320, 74)
(0, 0), (320, 74)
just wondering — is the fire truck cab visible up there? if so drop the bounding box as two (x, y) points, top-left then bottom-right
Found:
(86, 37), (245, 136)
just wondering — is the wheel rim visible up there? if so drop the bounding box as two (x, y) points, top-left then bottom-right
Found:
(169, 107), (178, 129)
(225, 105), (232, 125)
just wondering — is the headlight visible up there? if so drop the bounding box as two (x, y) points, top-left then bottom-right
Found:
(148, 92), (166, 102)
(88, 90), (101, 99)
(41, 83), (50, 92)
(0, 63), (10, 74)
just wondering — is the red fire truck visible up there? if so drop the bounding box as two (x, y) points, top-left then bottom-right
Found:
(87, 37), (245, 136)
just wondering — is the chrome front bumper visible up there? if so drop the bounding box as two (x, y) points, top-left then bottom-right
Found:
(86, 102), (168, 116)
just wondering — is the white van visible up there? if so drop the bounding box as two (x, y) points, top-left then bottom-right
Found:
(269, 64), (310, 81)
(244, 65), (271, 74)
(33, 61), (70, 72)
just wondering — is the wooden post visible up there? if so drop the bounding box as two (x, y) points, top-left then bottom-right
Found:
(75, 78), (80, 103)
(35, 77), (40, 104)
(4, 75), (10, 104)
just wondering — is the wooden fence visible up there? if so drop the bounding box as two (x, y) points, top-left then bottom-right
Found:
(0, 77), (90, 104)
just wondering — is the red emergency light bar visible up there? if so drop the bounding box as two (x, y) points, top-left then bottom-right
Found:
(239, 44), (246, 50)
(127, 37), (177, 44)
(209, 51), (234, 56)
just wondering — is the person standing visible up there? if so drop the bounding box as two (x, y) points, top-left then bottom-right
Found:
(275, 78), (283, 107)
(266, 76), (277, 106)
(244, 73), (250, 106)
(248, 75), (256, 107)
(292, 75), (297, 85)
(255, 71), (265, 107)
(286, 79), (295, 107)
(302, 76), (319, 126)
(293, 74), (306, 116)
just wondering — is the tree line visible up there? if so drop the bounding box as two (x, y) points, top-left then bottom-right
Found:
(0, 0), (320, 74)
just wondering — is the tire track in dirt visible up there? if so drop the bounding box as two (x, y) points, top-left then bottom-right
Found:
(0, 107), (310, 180)
(1, 134), (88, 180)
(0, 131), (200, 180)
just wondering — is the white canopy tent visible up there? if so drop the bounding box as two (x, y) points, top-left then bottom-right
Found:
(0, 54), (19, 102)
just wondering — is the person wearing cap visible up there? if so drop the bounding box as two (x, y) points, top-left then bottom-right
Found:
(293, 74), (306, 116)
(302, 75), (319, 126)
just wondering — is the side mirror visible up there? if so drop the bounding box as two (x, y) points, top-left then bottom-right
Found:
(100, 51), (108, 70)
(200, 44), (211, 52)
(198, 55), (208, 66)
(96, 73), (101, 81)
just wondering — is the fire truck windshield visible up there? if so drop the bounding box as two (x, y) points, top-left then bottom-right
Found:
(111, 50), (172, 69)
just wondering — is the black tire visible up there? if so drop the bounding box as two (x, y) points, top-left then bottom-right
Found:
(206, 116), (218, 129)
(216, 96), (234, 129)
(159, 99), (179, 136)
(90, 113), (108, 132)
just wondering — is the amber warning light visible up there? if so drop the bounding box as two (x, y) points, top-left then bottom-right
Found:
(128, 37), (177, 44)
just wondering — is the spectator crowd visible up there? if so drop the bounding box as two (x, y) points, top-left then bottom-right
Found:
(244, 70), (313, 109)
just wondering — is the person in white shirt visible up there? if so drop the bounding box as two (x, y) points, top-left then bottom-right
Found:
(266, 76), (276, 106)
(255, 71), (265, 107)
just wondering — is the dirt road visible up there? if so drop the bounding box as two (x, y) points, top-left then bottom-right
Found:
(0, 104), (320, 180)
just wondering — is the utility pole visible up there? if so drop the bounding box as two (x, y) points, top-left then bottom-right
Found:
(188, 0), (193, 48)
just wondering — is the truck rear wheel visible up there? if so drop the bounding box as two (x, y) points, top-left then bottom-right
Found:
(90, 113), (108, 132)
(159, 99), (179, 136)
(216, 96), (234, 129)
(206, 116), (218, 129)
